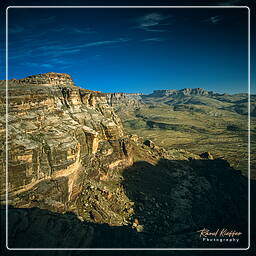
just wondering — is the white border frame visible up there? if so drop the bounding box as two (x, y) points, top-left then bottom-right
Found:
(5, 5), (251, 251)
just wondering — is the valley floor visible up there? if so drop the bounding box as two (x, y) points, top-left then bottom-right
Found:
(121, 103), (255, 179)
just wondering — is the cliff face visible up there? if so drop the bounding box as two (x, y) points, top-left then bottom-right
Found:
(10, 72), (75, 87)
(149, 88), (215, 97)
(0, 73), (250, 248)
(105, 92), (142, 111)
(1, 73), (134, 224)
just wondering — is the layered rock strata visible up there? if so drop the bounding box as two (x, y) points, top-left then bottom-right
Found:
(0, 73), (133, 225)
(10, 72), (75, 87)
(0, 73), (250, 248)
(105, 92), (142, 112)
(149, 88), (216, 97)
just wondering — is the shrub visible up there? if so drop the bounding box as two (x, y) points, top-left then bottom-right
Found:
(226, 124), (240, 131)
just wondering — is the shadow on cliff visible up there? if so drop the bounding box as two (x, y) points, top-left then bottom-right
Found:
(1, 205), (143, 250)
(1, 158), (255, 255)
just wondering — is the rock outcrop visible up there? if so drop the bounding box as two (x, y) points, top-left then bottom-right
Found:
(149, 88), (216, 97)
(105, 92), (142, 112)
(1, 74), (133, 226)
(0, 73), (251, 249)
(9, 72), (75, 87)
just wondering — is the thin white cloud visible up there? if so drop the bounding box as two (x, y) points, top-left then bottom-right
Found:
(142, 28), (166, 32)
(23, 58), (72, 68)
(35, 38), (130, 52)
(136, 13), (171, 32)
(24, 62), (54, 68)
(71, 28), (97, 34)
(141, 37), (165, 42)
(50, 58), (71, 65)
(85, 38), (129, 47)
(204, 16), (223, 24)
(85, 40), (121, 47)
(9, 48), (81, 60)
(9, 50), (33, 60)
(35, 49), (81, 58)
(9, 38), (130, 60)
(51, 27), (97, 34)
(41, 63), (54, 68)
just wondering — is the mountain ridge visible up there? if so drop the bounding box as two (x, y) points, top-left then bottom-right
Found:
(0, 72), (253, 248)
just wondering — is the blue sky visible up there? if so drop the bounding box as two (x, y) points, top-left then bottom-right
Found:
(3, 7), (251, 94)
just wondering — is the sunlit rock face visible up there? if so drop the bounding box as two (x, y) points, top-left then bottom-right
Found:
(105, 92), (142, 111)
(12, 72), (75, 87)
(0, 73), (250, 248)
(149, 88), (215, 97)
(0, 73), (133, 223)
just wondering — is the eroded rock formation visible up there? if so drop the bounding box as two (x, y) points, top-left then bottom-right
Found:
(105, 92), (142, 112)
(1, 73), (133, 224)
(10, 72), (75, 87)
(149, 88), (216, 97)
(0, 73), (251, 249)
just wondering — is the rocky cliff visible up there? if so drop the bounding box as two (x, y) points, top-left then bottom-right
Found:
(149, 88), (216, 97)
(105, 92), (142, 112)
(0, 73), (250, 249)
(9, 72), (75, 87)
(1, 73), (134, 223)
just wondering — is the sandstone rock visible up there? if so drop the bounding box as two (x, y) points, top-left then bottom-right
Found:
(0, 72), (250, 249)
(104, 92), (143, 118)
(148, 88), (215, 97)
(136, 224), (144, 232)
(0, 73), (133, 222)
(143, 139), (155, 148)
(18, 72), (75, 87)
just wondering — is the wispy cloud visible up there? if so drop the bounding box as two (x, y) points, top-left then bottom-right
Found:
(23, 57), (72, 69)
(41, 63), (54, 68)
(141, 37), (165, 42)
(9, 48), (80, 60)
(204, 16), (223, 24)
(50, 58), (71, 65)
(35, 49), (81, 58)
(9, 37), (130, 60)
(85, 38), (129, 47)
(141, 28), (167, 32)
(51, 27), (97, 34)
(71, 27), (96, 34)
(35, 38), (130, 52)
(136, 13), (171, 32)
(24, 62), (54, 68)
(9, 50), (33, 60)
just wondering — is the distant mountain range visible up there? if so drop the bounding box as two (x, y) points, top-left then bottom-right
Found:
(148, 88), (219, 97)
(141, 88), (256, 117)
(0, 72), (252, 249)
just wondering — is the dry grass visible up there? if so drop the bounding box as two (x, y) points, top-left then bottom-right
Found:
(121, 103), (255, 178)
